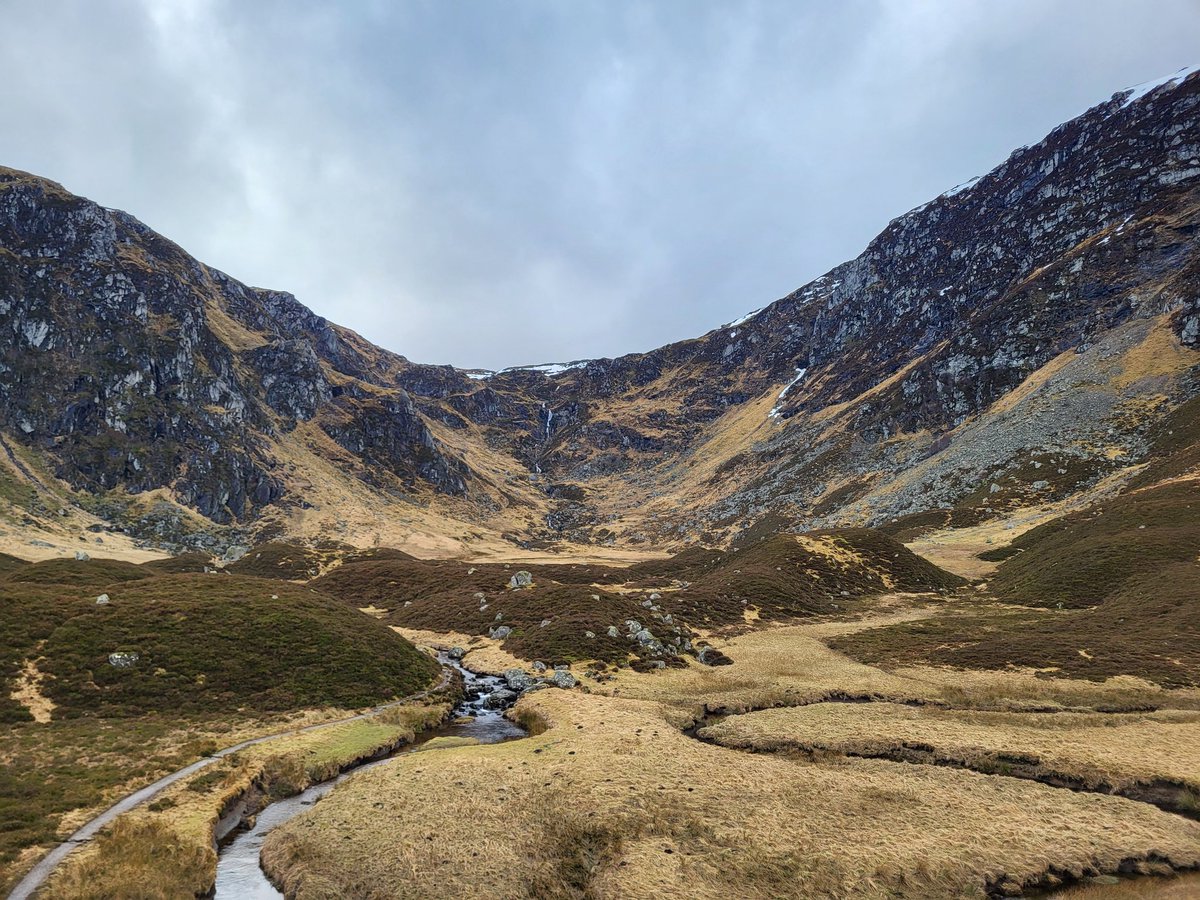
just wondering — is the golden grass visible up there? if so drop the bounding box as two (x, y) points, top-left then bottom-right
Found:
(45, 705), (449, 900)
(263, 689), (1200, 899)
(701, 703), (1200, 793)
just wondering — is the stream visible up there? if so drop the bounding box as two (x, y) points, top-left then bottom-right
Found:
(212, 655), (525, 899)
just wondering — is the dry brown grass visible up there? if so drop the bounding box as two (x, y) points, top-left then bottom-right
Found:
(44, 705), (450, 900)
(700, 703), (1200, 794)
(263, 689), (1200, 899)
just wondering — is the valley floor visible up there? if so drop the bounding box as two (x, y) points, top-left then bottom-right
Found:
(262, 597), (1200, 899)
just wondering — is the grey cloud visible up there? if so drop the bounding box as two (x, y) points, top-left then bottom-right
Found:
(1, 0), (1197, 368)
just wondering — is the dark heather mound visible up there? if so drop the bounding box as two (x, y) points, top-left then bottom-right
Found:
(225, 541), (333, 580)
(1, 557), (150, 586)
(987, 481), (1200, 608)
(139, 551), (215, 574)
(0, 551), (27, 576)
(22, 574), (438, 717)
(625, 547), (726, 582)
(831, 562), (1200, 687)
(659, 529), (964, 627)
(312, 558), (685, 665)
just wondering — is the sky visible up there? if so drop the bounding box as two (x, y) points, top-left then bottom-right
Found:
(1, 2), (1198, 370)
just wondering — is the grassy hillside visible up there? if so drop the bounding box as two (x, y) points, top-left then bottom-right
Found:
(1, 569), (439, 720)
(988, 481), (1200, 608)
(661, 530), (964, 627)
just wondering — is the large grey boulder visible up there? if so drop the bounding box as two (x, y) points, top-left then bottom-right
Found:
(446, 646), (467, 660)
(95, 593), (110, 605)
(74, 550), (90, 561)
(484, 688), (518, 708)
(108, 651), (139, 668)
(503, 668), (535, 691)
(490, 625), (513, 639)
(508, 570), (533, 589)
(549, 670), (577, 689)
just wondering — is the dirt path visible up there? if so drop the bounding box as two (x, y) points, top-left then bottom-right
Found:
(6, 668), (453, 900)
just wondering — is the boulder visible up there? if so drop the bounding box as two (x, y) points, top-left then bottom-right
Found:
(108, 651), (139, 668)
(584, 630), (596, 639)
(697, 646), (733, 667)
(606, 625), (620, 638)
(447, 646), (467, 660)
(549, 670), (577, 689)
(508, 570), (533, 589)
(95, 593), (110, 605)
(484, 688), (518, 708)
(503, 668), (535, 691)
(532, 661), (547, 672)
(490, 625), (513, 640)
(74, 550), (90, 561)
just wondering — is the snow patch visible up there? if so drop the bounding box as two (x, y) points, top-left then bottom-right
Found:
(1118, 65), (1200, 109)
(724, 307), (764, 329)
(502, 360), (589, 376)
(768, 367), (807, 421)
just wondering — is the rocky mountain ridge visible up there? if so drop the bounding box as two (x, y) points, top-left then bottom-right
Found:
(0, 68), (1198, 551)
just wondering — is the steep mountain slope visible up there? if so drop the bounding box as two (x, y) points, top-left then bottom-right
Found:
(0, 68), (1198, 553)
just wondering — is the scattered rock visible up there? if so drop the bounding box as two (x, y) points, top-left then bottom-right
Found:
(539, 618), (552, 628)
(490, 625), (513, 640)
(584, 630), (596, 639)
(74, 550), (90, 561)
(549, 670), (577, 689)
(484, 688), (518, 708)
(95, 593), (110, 605)
(532, 661), (547, 672)
(447, 647), (467, 660)
(508, 571), (533, 589)
(606, 625), (620, 638)
(503, 668), (534, 691)
(697, 646), (733, 666)
(108, 651), (139, 668)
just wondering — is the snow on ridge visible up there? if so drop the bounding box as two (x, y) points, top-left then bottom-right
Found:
(1118, 64), (1200, 109)
(501, 360), (590, 376)
(465, 370), (495, 381)
(942, 175), (981, 199)
(723, 307), (765, 330)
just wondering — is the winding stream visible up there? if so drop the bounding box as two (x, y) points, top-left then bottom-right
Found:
(213, 656), (525, 899)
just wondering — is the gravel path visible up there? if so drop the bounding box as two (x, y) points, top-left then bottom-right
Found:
(7, 668), (452, 900)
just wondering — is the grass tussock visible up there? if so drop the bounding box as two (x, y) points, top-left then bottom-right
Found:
(46, 818), (214, 900)
(699, 703), (1200, 797)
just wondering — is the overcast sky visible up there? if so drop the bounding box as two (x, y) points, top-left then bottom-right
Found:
(1, 2), (1197, 369)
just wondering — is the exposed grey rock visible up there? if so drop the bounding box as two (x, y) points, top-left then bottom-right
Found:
(584, 630), (596, 639)
(508, 570), (533, 589)
(606, 625), (620, 638)
(484, 688), (518, 708)
(107, 651), (139, 668)
(490, 625), (513, 640)
(95, 593), (110, 605)
(539, 618), (552, 628)
(74, 550), (89, 561)
(532, 661), (547, 672)
(503, 668), (534, 691)
(447, 646), (467, 660)
(549, 670), (577, 688)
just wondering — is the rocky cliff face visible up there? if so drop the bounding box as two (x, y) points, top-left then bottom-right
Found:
(0, 69), (1197, 547)
(0, 171), (469, 525)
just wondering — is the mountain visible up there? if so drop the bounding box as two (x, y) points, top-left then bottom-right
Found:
(1, 68), (1198, 555)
